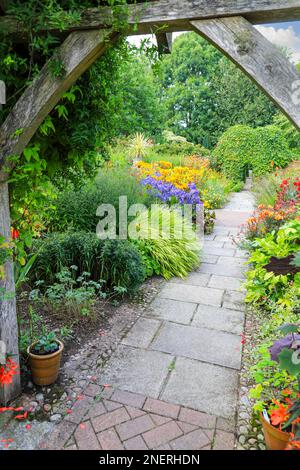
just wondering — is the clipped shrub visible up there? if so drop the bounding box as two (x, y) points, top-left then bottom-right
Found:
(49, 168), (152, 233)
(213, 125), (293, 182)
(273, 114), (300, 151)
(132, 206), (201, 280)
(31, 232), (145, 293)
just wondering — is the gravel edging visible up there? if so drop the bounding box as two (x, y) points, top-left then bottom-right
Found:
(236, 308), (266, 450)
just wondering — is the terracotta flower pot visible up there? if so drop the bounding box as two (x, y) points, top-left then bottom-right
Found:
(27, 340), (64, 386)
(260, 413), (290, 450)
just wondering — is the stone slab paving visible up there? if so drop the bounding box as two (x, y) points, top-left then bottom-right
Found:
(41, 187), (254, 450)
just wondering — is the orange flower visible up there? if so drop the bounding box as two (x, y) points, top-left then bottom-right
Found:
(270, 401), (289, 427)
(0, 358), (18, 387)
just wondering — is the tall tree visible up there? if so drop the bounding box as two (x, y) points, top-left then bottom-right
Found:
(110, 50), (165, 139)
(159, 32), (276, 148)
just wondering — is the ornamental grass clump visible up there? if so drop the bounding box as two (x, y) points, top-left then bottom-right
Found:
(131, 206), (201, 280)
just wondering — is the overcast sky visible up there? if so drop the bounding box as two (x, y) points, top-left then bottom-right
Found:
(128, 21), (300, 64)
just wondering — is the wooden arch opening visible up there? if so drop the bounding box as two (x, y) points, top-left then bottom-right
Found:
(1, 0), (300, 404)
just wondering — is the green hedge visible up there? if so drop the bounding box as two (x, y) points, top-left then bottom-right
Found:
(31, 232), (145, 293)
(213, 125), (293, 182)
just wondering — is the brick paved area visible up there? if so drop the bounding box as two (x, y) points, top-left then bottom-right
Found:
(41, 186), (254, 450)
(41, 387), (235, 450)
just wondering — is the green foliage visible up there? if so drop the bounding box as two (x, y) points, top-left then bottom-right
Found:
(0, 235), (12, 280)
(273, 114), (300, 151)
(31, 232), (146, 294)
(129, 132), (150, 161)
(18, 305), (73, 355)
(209, 59), (276, 144)
(143, 142), (210, 167)
(244, 220), (300, 307)
(248, 287), (300, 412)
(201, 177), (230, 209)
(110, 53), (165, 138)
(131, 206), (200, 280)
(158, 33), (221, 147)
(49, 168), (152, 233)
(252, 173), (281, 207)
(158, 33), (276, 148)
(214, 125), (293, 182)
(31, 331), (59, 355)
(162, 130), (187, 143)
(31, 267), (105, 318)
(291, 251), (300, 268)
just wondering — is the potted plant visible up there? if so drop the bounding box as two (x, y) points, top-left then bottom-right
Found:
(27, 331), (64, 386)
(260, 324), (300, 450)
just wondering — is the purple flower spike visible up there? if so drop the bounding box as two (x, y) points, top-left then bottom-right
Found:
(140, 177), (202, 207)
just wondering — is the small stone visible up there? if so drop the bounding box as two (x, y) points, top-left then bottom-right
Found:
(47, 388), (51, 393)
(50, 413), (62, 422)
(43, 404), (52, 412)
(248, 438), (257, 445)
(27, 381), (33, 389)
(238, 435), (246, 445)
(257, 433), (264, 441)
(29, 401), (38, 409)
(36, 393), (44, 402)
(258, 443), (266, 450)
(239, 425), (248, 435)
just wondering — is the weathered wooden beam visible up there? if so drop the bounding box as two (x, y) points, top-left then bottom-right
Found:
(1, 0), (300, 39)
(0, 28), (118, 405)
(155, 32), (172, 54)
(0, 181), (20, 405)
(0, 28), (119, 180)
(192, 16), (300, 130)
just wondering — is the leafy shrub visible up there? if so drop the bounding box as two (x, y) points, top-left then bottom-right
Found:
(30, 267), (104, 318)
(273, 114), (300, 151)
(201, 175), (230, 209)
(132, 206), (200, 280)
(49, 168), (152, 233)
(162, 130), (188, 143)
(244, 220), (300, 308)
(31, 232), (145, 293)
(213, 125), (293, 182)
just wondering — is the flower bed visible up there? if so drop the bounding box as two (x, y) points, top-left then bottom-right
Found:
(239, 175), (300, 450)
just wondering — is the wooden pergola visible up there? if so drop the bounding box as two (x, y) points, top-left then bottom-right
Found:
(1, 0), (300, 404)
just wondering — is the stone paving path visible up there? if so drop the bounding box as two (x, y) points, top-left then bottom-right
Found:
(42, 185), (254, 451)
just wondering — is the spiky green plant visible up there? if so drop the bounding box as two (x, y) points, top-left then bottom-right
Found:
(131, 206), (201, 280)
(129, 132), (150, 162)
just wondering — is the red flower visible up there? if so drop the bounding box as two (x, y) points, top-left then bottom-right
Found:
(0, 358), (19, 387)
(11, 228), (20, 240)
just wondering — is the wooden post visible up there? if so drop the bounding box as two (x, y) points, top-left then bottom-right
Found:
(0, 180), (21, 404)
(155, 33), (173, 54)
(0, 29), (118, 404)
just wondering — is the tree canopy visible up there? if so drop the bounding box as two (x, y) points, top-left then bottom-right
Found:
(158, 32), (277, 147)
